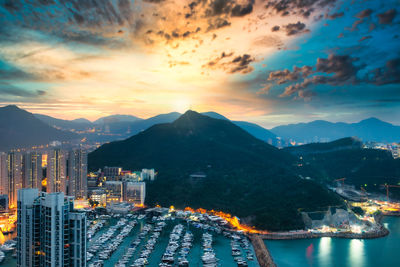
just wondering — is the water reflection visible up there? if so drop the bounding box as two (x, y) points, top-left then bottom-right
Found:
(306, 243), (314, 266)
(318, 237), (332, 267)
(267, 217), (400, 267)
(349, 239), (365, 267)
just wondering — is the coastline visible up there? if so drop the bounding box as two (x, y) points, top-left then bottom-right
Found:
(249, 219), (389, 266)
(257, 212), (391, 240)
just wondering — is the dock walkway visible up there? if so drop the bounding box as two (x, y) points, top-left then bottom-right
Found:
(248, 234), (276, 267)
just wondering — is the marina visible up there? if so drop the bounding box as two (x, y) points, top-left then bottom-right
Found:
(85, 212), (260, 267)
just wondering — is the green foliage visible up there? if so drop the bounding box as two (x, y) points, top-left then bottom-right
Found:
(287, 139), (400, 199)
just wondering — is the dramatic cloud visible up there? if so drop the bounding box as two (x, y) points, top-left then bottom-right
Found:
(229, 54), (255, 73)
(231, 2), (254, 17)
(268, 66), (313, 84)
(269, 51), (400, 100)
(0, 82), (45, 98)
(284, 22), (308, 36)
(326, 12), (344, 20)
(350, 8), (374, 31)
(356, 9), (373, 19)
(204, 52), (255, 74)
(369, 57), (400, 85)
(315, 54), (360, 83)
(266, 54), (362, 98)
(271, 25), (280, 32)
(266, 0), (337, 18)
(377, 9), (397, 24)
(0, 0), (398, 126)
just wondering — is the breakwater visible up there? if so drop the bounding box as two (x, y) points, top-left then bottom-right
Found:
(259, 225), (389, 240)
(248, 234), (276, 267)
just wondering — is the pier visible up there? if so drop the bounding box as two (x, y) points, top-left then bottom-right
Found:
(248, 234), (276, 267)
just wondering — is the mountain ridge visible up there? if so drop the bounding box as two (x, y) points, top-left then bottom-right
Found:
(271, 117), (400, 143)
(0, 105), (78, 151)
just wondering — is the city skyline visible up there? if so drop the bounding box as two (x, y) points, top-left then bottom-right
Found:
(0, 0), (399, 128)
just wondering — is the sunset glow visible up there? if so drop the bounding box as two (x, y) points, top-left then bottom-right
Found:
(0, 1), (399, 127)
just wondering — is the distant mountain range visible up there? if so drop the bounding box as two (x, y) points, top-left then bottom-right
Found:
(0, 105), (78, 151)
(271, 118), (400, 143)
(93, 114), (142, 124)
(34, 110), (279, 144)
(1, 104), (398, 151)
(35, 110), (400, 145)
(89, 111), (342, 230)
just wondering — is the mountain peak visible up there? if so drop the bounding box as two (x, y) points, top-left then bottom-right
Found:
(182, 109), (199, 116)
(175, 110), (204, 122)
(1, 105), (22, 111)
(359, 117), (386, 124)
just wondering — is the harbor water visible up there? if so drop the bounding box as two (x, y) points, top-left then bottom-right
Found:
(266, 216), (400, 267)
(2, 216), (400, 266)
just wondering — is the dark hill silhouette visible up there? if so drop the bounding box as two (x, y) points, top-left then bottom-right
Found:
(0, 105), (77, 151)
(88, 111), (342, 230)
(286, 137), (400, 198)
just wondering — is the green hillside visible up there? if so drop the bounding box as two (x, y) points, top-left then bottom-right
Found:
(89, 111), (343, 230)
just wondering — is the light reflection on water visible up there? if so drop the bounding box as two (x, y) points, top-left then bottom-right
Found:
(266, 217), (400, 267)
(349, 239), (364, 267)
(318, 237), (332, 267)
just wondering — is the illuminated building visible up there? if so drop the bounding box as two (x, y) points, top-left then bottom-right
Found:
(23, 152), (43, 189)
(46, 149), (67, 194)
(41, 154), (47, 168)
(104, 181), (123, 202)
(103, 166), (122, 180)
(141, 168), (155, 181)
(0, 152), (7, 196)
(89, 189), (107, 206)
(124, 182), (146, 205)
(67, 149), (88, 199)
(17, 188), (86, 267)
(7, 152), (24, 208)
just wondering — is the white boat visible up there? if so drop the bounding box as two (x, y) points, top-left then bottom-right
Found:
(1, 240), (16, 252)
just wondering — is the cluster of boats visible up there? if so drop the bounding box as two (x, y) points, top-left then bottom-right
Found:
(0, 239), (17, 261)
(0, 240), (16, 253)
(84, 211), (259, 267)
(87, 219), (107, 241)
(88, 217), (135, 264)
(202, 232), (219, 266)
(176, 231), (193, 266)
(129, 222), (165, 267)
(160, 224), (185, 266)
(230, 234), (254, 266)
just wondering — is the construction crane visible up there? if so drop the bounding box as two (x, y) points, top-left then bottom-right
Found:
(381, 184), (400, 202)
(334, 178), (346, 187)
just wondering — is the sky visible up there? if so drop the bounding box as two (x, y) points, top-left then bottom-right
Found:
(0, 0), (399, 128)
